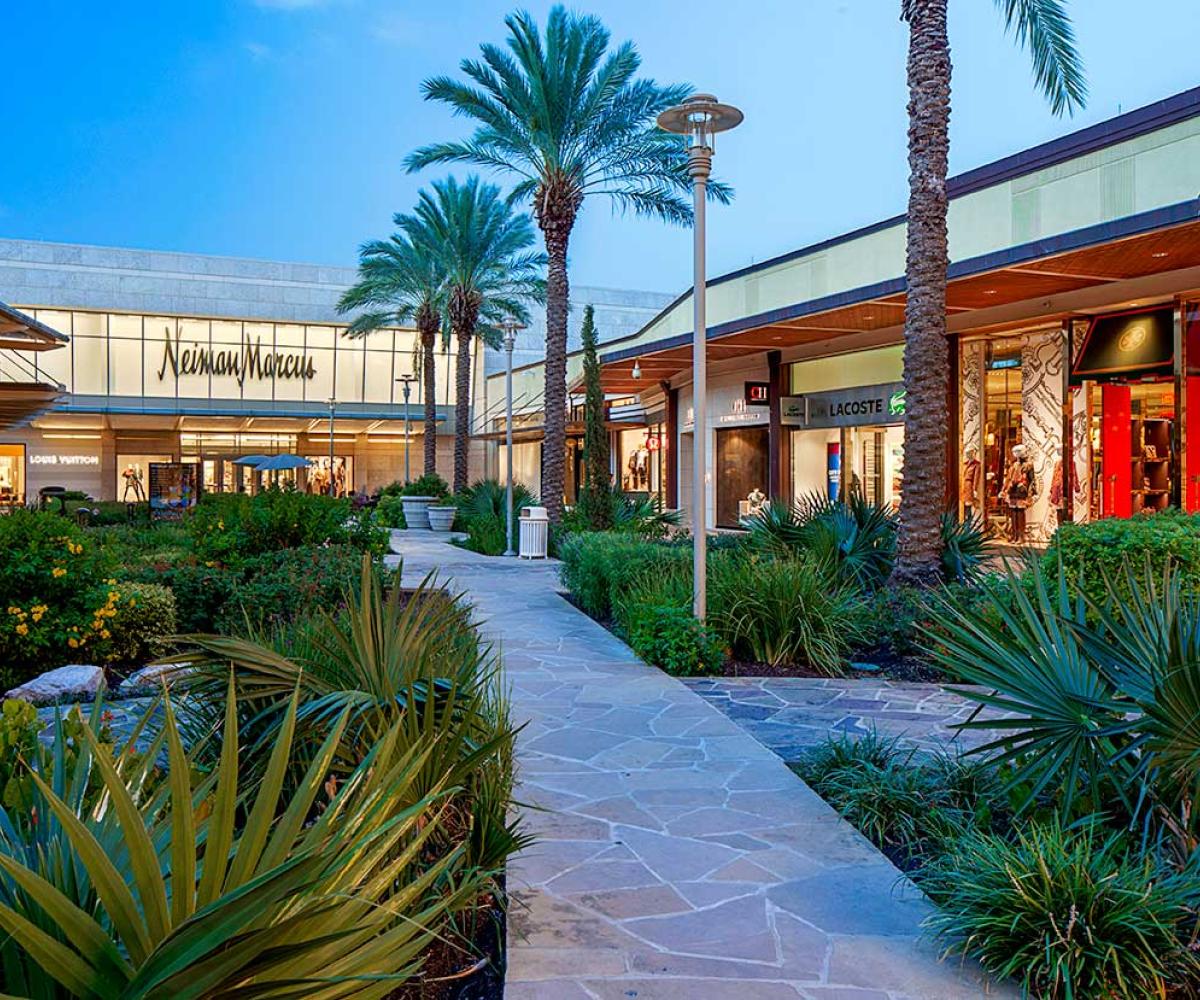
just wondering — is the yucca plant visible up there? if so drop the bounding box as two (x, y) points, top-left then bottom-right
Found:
(0, 679), (478, 999)
(929, 559), (1200, 862)
(455, 478), (536, 529)
(939, 510), (991, 585)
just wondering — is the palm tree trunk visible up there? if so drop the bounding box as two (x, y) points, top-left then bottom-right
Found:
(421, 328), (438, 477)
(541, 226), (570, 522)
(453, 325), (472, 494)
(893, 0), (951, 586)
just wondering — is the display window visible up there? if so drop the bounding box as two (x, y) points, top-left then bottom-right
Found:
(304, 456), (353, 497)
(117, 454), (171, 502)
(982, 338), (1025, 538)
(0, 444), (26, 508)
(790, 425), (904, 508)
(616, 425), (667, 504)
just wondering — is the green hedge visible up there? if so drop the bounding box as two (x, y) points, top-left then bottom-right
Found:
(557, 532), (690, 620)
(1043, 510), (1200, 607)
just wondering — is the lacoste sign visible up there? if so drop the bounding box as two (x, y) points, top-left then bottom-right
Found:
(780, 382), (906, 429)
(156, 328), (315, 386)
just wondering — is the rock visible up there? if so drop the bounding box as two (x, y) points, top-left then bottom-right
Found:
(119, 661), (192, 695)
(6, 664), (104, 705)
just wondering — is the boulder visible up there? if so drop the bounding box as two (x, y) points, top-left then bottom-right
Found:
(6, 664), (104, 705)
(119, 660), (192, 695)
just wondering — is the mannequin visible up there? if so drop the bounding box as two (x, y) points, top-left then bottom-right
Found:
(962, 448), (981, 520)
(1002, 444), (1038, 543)
(122, 465), (146, 502)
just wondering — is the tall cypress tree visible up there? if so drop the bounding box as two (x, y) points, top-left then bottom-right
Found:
(579, 305), (611, 529)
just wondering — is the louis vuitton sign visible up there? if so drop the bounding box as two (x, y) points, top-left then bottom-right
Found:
(156, 328), (316, 387)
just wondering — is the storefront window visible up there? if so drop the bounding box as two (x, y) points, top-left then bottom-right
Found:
(616, 425), (666, 503)
(790, 425), (904, 507)
(304, 456), (353, 497)
(983, 338), (1024, 537)
(117, 454), (172, 501)
(0, 444), (25, 507)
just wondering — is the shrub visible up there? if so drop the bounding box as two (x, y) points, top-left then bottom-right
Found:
(940, 511), (990, 585)
(922, 821), (1200, 998)
(558, 532), (689, 619)
(463, 513), (508, 556)
(0, 699), (42, 810)
(624, 604), (725, 676)
(0, 684), (491, 997)
(1044, 509), (1200, 607)
(155, 561), (240, 633)
(402, 471), (450, 498)
(708, 552), (869, 672)
(188, 487), (370, 564)
(0, 509), (113, 681)
(376, 492), (407, 528)
(91, 521), (191, 576)
(215, 544), (363, 635)
(98, 581), (177, 666)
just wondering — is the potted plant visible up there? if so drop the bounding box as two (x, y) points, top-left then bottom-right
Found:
(427, 501), (457, 532)
(400, 495), (435, 529)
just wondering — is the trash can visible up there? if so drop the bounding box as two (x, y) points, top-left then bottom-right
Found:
(518, 505), (549, 559)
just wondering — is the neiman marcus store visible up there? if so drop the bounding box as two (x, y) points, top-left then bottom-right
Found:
(0, 241), (473, 502)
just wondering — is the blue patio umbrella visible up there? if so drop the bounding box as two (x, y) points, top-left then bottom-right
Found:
(253, 454), (311, 472)
(231, 454), (271, 466)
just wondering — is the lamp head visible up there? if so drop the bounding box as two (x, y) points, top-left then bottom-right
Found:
(632, 359), (642, 380)
(501, 317), (525, 352)
(657, 93), (743, 151)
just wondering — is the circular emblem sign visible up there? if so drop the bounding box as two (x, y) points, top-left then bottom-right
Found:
(1118, 324), (1147, 353)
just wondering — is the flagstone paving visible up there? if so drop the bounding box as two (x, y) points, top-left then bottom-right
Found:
(387, 531), (1015, 1000)
(683, 677), (1014, 763)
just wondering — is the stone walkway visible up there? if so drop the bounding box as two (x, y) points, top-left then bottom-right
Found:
(684, 677), (1011, 763)
(388, 531), (1013, 1000)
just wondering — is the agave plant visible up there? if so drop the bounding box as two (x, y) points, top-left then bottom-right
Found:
(0, 679), (477, 999)
(610, 488), (682, 540)
(929, 559), (1200, 863)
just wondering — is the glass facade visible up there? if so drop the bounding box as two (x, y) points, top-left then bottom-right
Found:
(24, 309), (457, 410)
(0, 444), (25, 507)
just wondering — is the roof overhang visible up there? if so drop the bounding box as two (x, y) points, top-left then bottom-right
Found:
(0, 302), (69, 351)
(598, 201), (1200, 392)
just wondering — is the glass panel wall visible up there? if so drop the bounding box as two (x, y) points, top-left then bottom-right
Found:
(0, 443), (25, 506)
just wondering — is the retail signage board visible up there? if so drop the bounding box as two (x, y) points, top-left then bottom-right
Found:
(149, 462), (201, 520)
(780, 382), (906, 429)
(744, 381), (771, 406)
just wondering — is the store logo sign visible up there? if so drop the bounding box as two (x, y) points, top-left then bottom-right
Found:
(780, 381), (907, 429)
(157, 328), (315, 387)
(888, 389), (907, 417)
(30, 454), (100, 466)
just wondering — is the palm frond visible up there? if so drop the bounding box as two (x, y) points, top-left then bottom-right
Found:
(992, 0), (1088, 115)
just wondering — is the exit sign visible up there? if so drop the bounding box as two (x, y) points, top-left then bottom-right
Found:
(745, 382), (771, 406)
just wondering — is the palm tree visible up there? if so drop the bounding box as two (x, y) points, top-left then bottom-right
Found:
(893, 0), (1085, 583)
(399, 176), (544, 493)
(406, 6), (730, 521)
(338, 235), (445, 477)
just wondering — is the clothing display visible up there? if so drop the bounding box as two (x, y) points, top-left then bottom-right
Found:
(121, 466), (146, 502)
(1002, 455), (1038, 542)
(962, 456), (981, 519)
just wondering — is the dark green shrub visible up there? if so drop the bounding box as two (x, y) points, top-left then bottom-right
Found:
(99, 581), (177, 666)
(91, 522), (191, 576)
(188, 487), (383, 564)
(557, 533), (689, 619)
(922, 821), (1200, 998)
(462, 513), (507, 556)
(215, 544), (363, 635)
(376, 493), (407, 528)
(624, 605), (724, 676)
(708, 552), (869, 673)
(1044, 509), (1200, 607)
(155, 562), (240, 634)
(401, 472), (450, 498)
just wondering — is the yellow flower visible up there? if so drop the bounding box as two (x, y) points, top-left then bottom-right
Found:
(31, 612), (42, 623)
(128, 598), (136, 607)
(93, 620), (103, 631)
(100, 629), (111, 640)
(106, 578), (117, 585)
(6, 607), (18, 616)
(52, 567), (66, 578)
(68, 638), (78, 649)
(15, 624), (28, 636)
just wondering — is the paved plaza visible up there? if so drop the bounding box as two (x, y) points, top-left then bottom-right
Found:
(684, 677), (1012, 763)
(387, 531), (1013, 1000)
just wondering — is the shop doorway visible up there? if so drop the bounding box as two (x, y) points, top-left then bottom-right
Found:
(790, 425), (904, 508)
(0, 443), (25, 508)
(1087, 379), (1176, 518)
(716, 426), (768, 527)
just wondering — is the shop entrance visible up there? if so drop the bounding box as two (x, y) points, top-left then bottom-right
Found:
(1087, 379), (1176, 518)
(790, 425), (904, 507)
(715, 426), (768, 527)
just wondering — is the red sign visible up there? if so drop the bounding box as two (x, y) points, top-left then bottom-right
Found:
(745, 381), (770, 406)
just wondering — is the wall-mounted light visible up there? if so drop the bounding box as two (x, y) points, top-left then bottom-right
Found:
(632, 360), (642, 380)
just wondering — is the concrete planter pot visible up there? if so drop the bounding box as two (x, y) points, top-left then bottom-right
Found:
(401, 496), (434, 530)
(427, 505), (457, 532)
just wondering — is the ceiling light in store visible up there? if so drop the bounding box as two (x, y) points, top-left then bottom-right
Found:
(1151, 251), (1169, 258)
(982, 289), (998, 296)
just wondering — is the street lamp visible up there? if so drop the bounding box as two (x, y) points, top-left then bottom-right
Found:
(396, 374), (417, 484)
(327, 397), (336, 497)
(657, 93), (743, 620)
(501, 317), (524, 556)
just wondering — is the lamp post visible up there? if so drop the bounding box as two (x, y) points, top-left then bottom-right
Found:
(396, 374), (417, 484)
(501, 318), (524, 556)
(657, 93), (742, 620)
(326, 397), (336, 497)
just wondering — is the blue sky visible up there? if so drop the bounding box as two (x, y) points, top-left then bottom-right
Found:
(3, 1), (1197, 298)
